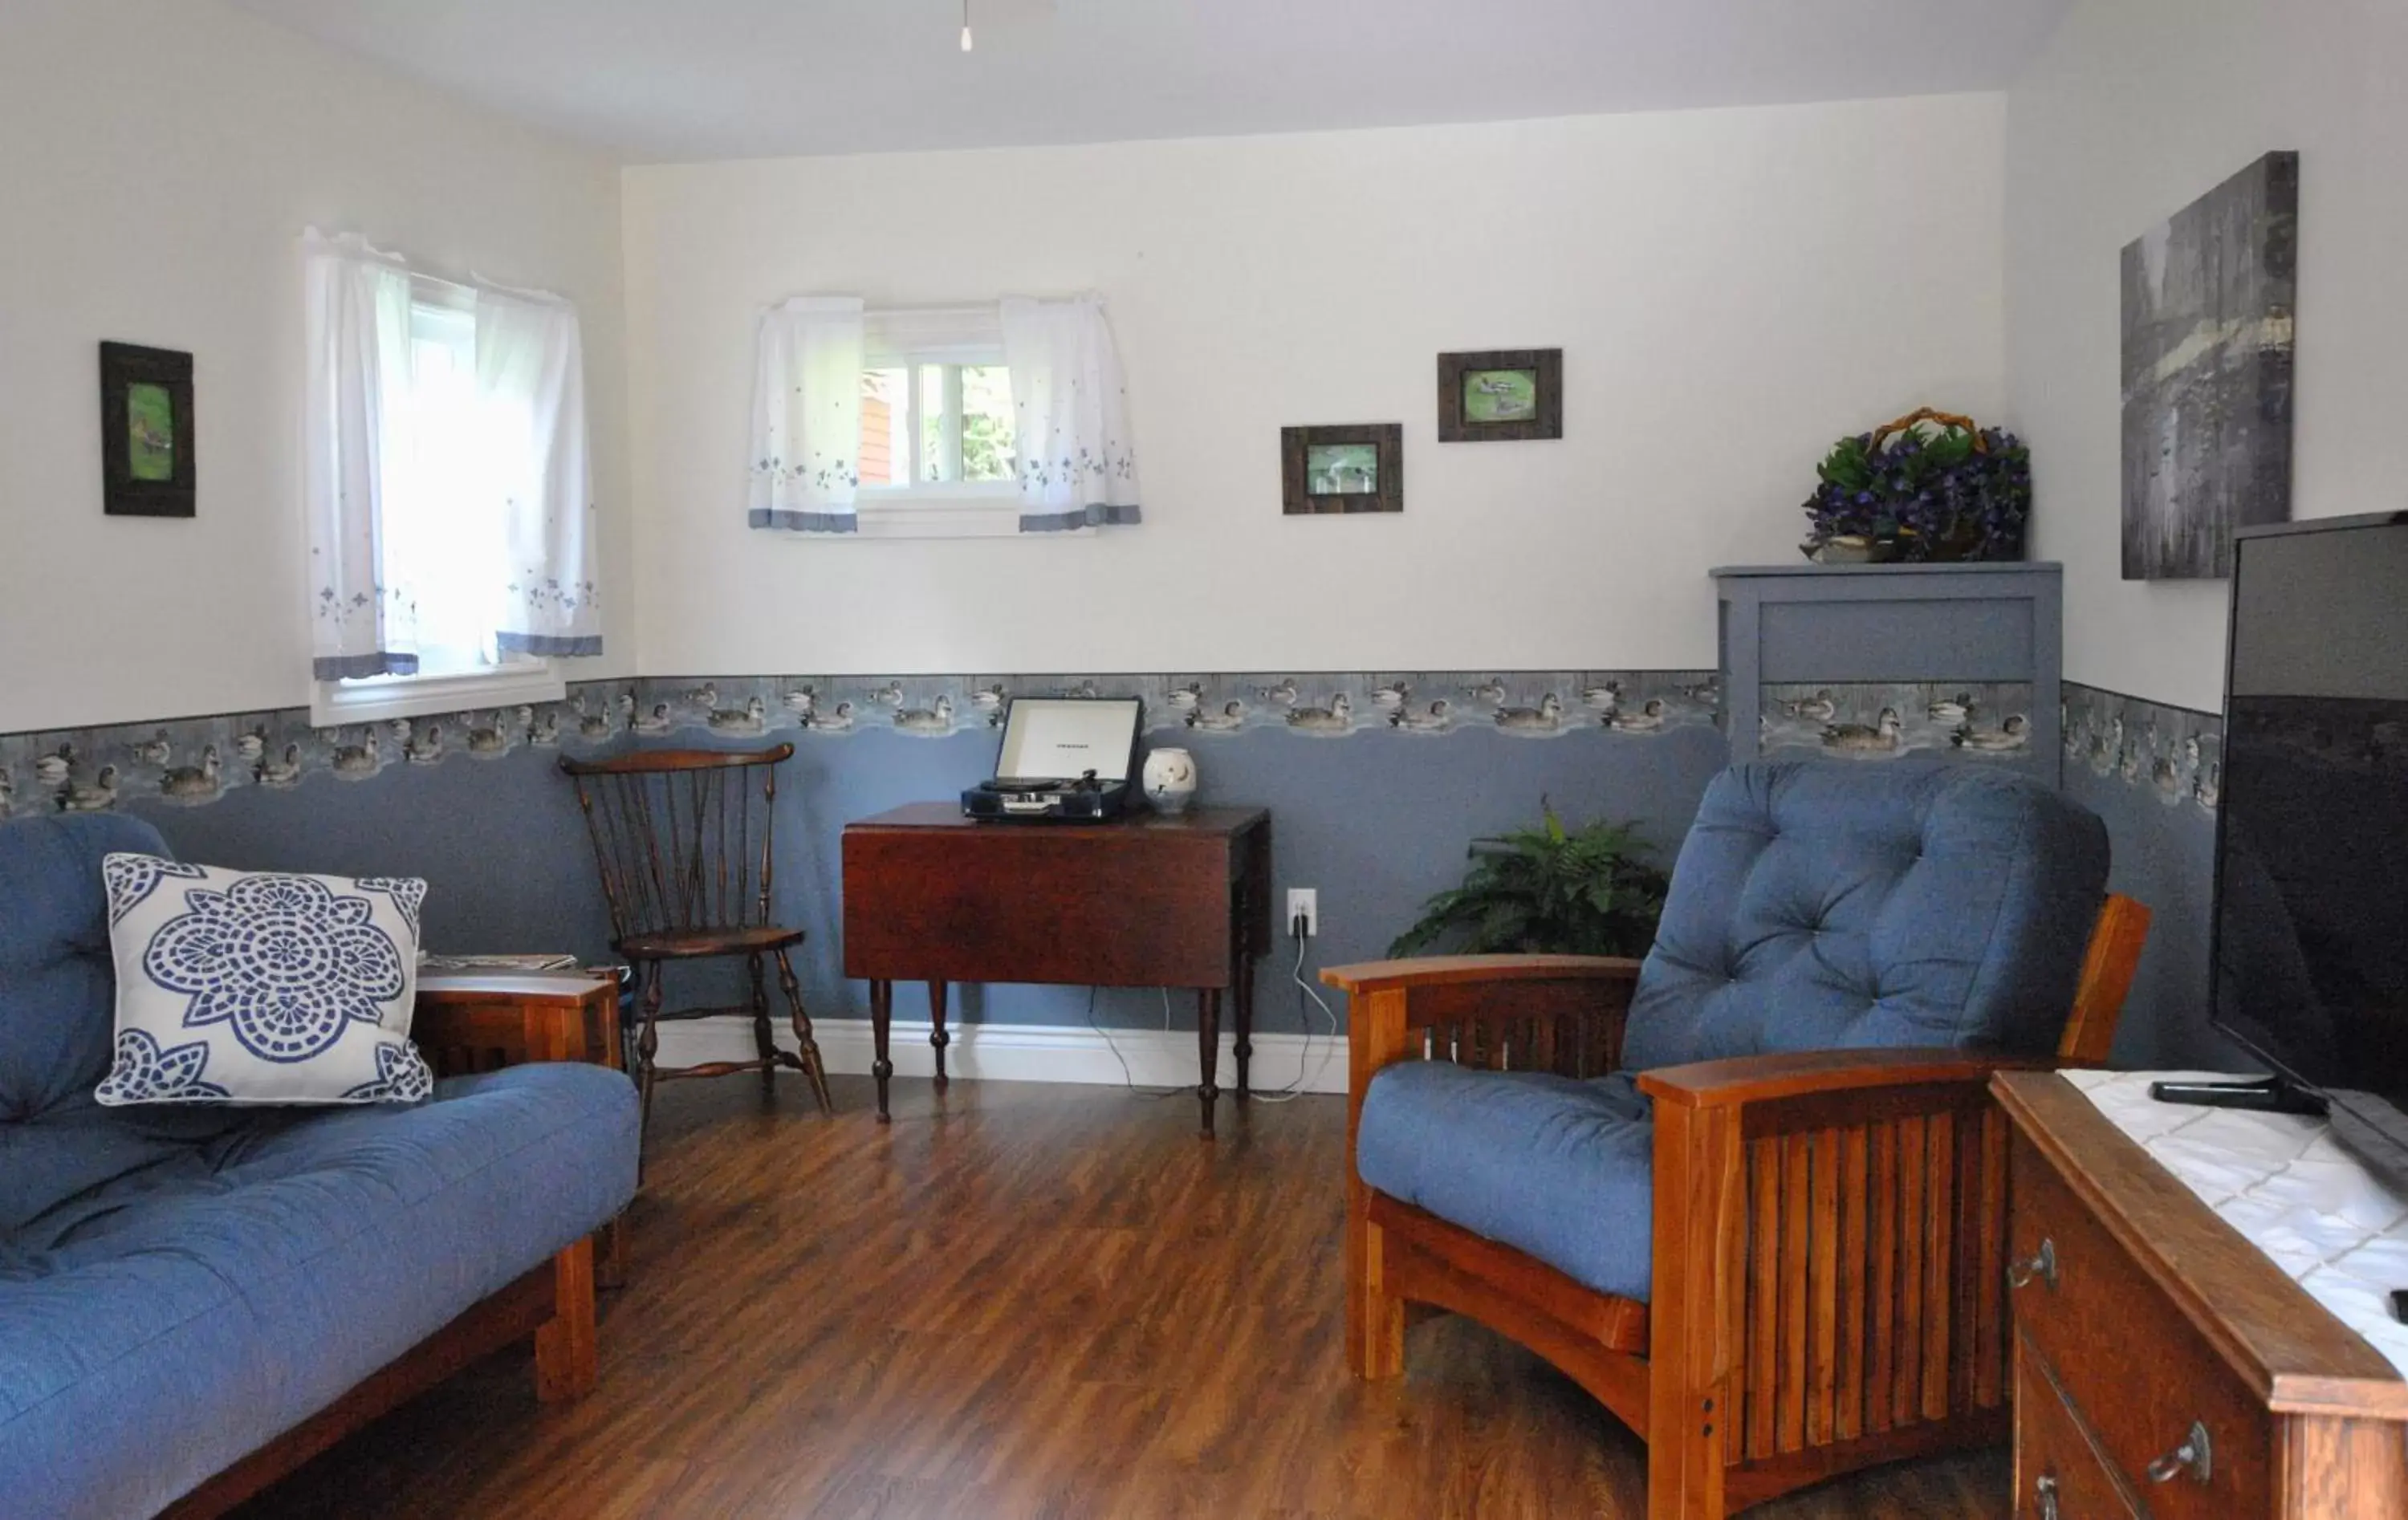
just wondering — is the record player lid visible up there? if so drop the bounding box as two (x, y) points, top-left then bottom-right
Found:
(995, 697), (1141, 783)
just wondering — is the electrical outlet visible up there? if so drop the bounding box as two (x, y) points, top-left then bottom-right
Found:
(1287, 888), (1318, 937)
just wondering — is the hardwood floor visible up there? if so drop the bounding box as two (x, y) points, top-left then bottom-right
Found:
(230, 1074), (2008, 1519)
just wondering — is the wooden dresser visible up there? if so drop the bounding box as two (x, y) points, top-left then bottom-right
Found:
(1992, 1072), (2408, 1518)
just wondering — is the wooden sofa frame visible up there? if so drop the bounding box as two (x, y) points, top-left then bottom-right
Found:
(161, 995), (614, 1519)
(1328, 894), (2150, 1519)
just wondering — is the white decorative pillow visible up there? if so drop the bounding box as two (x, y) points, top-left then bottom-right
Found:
(97, 853), (433, 1105)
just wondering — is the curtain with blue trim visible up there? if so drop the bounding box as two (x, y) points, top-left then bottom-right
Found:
(1000, 295), (1141, 533)
(301, 230), (420, 680)
(477, 283), (603, 657)
(748, 296), (865, 534)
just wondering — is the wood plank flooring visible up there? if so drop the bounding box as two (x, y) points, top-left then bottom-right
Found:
(231, 1075), (2007, 1519)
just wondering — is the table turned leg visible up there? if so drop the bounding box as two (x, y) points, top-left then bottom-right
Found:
(1233, 953), (1255, 1100)
(869, 979), (895, 1123)
(929, 979), (950, 1087)
(1197, 986), (1222, 1137)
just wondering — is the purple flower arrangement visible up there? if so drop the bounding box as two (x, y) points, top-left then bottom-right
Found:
(1801, 413), (2031, 563)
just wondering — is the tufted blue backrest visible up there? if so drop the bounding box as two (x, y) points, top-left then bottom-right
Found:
(0, 813), (169, 1126)
(1618, 762), (2109, 1071)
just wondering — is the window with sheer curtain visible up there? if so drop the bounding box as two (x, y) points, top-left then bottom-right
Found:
(748, 295), (1141, 539)
(303, 230), (600, 724)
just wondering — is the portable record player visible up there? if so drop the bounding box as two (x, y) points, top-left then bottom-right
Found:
(961, 697), (1145, 820)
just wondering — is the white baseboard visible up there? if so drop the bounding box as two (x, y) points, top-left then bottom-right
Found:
(652, 1014), (1348, 1095)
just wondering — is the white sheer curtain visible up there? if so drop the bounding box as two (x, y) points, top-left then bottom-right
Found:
(477, 283), (602, 656)
(749, 295), (865, 533)
(999, 295), (1141, 532)
(302, 230), (418, 678)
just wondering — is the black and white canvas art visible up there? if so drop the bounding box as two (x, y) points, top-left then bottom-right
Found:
(2121, 151), (2297, 581)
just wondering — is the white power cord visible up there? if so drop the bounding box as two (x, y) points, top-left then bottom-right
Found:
(1084, 923), (1340, 1103)
(1251, 918), (1341, 1103)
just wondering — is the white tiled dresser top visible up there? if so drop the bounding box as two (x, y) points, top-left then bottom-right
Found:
(2068, 1068), (2408, 1379)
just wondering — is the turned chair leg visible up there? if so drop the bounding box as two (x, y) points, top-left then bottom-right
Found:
(1346, 1180), (1405, 1379)
(746, 953), (777, 1095)
(634, 960), (664, 1162)
(534, 1236), (599, 1402)
(774, 946), (833, 1112)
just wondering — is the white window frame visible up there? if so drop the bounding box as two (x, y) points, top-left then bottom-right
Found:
(308, 274), (565, 726)
(844, 305), (1062, 542)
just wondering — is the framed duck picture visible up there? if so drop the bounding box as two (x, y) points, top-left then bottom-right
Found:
(1282, 424), (1404, 516)
(99, 341), (195, 518)
(1437, 348), (1562, 442)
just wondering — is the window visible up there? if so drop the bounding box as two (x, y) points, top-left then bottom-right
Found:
(309, 274), (567, 725)
(858, 364), (1016, 490)
(850, 307), (1020, 536)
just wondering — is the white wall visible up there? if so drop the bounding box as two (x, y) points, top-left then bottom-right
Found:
(0, 0), (633, 734)
(624, 96), (2006, 677)
(2007, 0), (2408, 713)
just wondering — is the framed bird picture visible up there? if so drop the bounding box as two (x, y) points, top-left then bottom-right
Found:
(1437, 348), (1562, 442)
(1282, 423), (1403, 515)
(99, 341), (196, 518)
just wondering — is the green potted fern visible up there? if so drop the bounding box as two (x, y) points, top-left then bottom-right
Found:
(1389, 801), (1670, 957)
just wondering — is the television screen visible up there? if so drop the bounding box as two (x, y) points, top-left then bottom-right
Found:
(2213, 514), (2408, 1146)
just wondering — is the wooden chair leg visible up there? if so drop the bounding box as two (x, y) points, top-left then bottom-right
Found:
(774, 946), (833, 1112)
(1645, 1100), (1743, 1519)
(634, 961), (663, 1166)
(1347, 1177), (1405, 1380)
(746, 953), (776, 1094)
(596, 1214), (628, 1290)
(534, 1237), (599, 1403)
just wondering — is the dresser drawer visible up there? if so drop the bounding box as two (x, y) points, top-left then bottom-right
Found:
(2008, 1133), (2270, 1517)
(2013, 1332), (2136, 1519)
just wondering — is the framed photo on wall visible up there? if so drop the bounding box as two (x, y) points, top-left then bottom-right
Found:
(1282, 424), (1404, 515)
(1437, 348), (1561, 442)
(99, 341), (195, 518)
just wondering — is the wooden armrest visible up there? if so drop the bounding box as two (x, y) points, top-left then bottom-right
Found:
(1321, 954), (1641, 995)
(1637, 1046), (2048, 1110)
(1336, 957), (1637, 1091)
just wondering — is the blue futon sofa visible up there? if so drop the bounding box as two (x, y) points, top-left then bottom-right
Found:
(0, 814), (640, 1519)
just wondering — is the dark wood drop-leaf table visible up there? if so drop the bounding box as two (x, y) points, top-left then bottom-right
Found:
(841, 804), (1272, 1134)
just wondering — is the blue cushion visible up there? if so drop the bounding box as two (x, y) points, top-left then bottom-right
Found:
(1357, 1064), (1657, 1299)
(1357, 761), (2110, 1305)
(0, 1062), (638, 1520)
(0, 815), (170, 1127)
(1620, 762), (2109, 1070)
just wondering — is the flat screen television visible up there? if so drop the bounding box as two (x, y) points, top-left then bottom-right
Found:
(2150, 512), (2408, 1178)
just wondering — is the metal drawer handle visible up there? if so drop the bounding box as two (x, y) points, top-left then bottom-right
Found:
(2146, 1420), (2213, 1484)
(2034, 1472), (2060, 1520)
(2008, 1238), (2058, 1291)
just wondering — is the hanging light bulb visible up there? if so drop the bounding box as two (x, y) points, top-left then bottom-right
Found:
(960, 0), (974, 51)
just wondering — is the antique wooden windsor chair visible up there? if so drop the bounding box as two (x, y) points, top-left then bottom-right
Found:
(559, 743), (832, 1142)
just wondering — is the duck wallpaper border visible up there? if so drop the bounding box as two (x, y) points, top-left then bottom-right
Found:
(0, 673), (2215, 820)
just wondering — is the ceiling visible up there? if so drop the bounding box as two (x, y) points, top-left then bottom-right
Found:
(222, 0), (2074, 164)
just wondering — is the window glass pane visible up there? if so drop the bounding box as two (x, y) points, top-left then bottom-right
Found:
(962, 366), (1016, 484)
(860, 368), (907, 486)
(919, 365), (950, 483)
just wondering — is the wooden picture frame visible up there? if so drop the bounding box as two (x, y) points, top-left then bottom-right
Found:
(100, 341), (196, 518)
(1282, 424), (1403, 516)
(1437, 348), (1561, 442)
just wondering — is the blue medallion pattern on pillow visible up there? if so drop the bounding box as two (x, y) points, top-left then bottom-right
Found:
(143, 874), (407, 1062)
(353, 876), (428, 938)
(341, 1039), (435, 1102)
(102, 853), (209, 924)
(101, 852), (429, 1105)
(92, 1027), (233, 1103)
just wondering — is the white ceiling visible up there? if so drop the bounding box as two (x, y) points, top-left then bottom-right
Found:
(222, 0), (2072, 164)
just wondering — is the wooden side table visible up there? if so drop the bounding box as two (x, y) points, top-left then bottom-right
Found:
(413, 969), (630, 1286)
(841, 804), (1273, 1135)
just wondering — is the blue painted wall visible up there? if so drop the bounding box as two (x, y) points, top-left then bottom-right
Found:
(106, 700), (1727, 1038)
